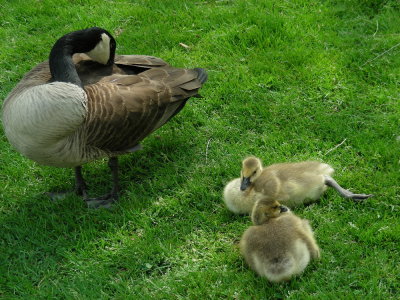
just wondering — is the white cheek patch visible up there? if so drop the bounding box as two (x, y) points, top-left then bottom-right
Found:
(86, 33), (110, 65)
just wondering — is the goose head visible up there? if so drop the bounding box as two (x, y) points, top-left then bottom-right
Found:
(251, 199), (289, 225)
(240, 156), (262, 191)
(49, 27), (116, 86)
(83, 27), (116, 66)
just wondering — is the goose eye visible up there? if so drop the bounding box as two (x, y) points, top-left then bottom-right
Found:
(253, 170), (256, 175)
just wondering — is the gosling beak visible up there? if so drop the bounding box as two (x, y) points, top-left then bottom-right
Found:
(280, 205), (289, 213)
(240, 177), (251, 191)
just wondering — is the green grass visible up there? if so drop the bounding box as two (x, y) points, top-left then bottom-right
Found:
(1, 0), (399, 298)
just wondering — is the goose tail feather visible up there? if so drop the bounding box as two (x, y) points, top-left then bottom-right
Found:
(194, 68), (208, 84)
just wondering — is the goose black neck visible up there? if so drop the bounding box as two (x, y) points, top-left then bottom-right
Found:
(49, 34), (83, 87)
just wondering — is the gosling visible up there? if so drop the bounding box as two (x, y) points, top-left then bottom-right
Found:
(239, 157), (372, 209)
(240, 198), (320, 283)
(223, 178), (258, 214)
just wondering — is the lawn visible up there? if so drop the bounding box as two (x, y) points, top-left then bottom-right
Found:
(0, 0), (399, 298)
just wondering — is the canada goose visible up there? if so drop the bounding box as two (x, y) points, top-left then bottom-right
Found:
(239, 157), (372, 208)
(2, 27), (207, 208)
(240, 198), (320, 282)
(223, 178), (258, 214)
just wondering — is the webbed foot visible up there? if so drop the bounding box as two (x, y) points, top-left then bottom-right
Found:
(324, 175), (373, 201)
(344, 192), (373, 201)
(85, 193), (118, 209)
(46, 191), (71, 201)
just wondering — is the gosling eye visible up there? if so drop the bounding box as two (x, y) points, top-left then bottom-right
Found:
(253, 170), (257, 175)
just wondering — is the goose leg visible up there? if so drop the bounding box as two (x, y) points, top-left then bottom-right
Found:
(85, 157), (120, 209)
(108, 156), (120, 201)
(75, 166), (87, 198)
(324, 175), (373, 200)
(47, 166), (87, 201)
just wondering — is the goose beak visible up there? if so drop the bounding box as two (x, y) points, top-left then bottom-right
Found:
(106, 56), (114, 66)
(240, 177), (251, 191)
(280, 206), (289, 213)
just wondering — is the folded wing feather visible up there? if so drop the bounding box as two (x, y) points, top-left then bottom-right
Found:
(82, 66), (204, 153)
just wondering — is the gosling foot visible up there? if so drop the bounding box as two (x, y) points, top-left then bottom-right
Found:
(324, 175), (373, 201)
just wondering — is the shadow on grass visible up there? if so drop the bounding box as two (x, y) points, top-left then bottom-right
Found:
(0, 131), (208, 296)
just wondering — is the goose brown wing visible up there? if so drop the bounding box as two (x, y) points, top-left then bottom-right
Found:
(114, 55), (169, 68)
(82, 67), (206, 153)
(76, 54), (169, 86)
(74, 53), (169, 68)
